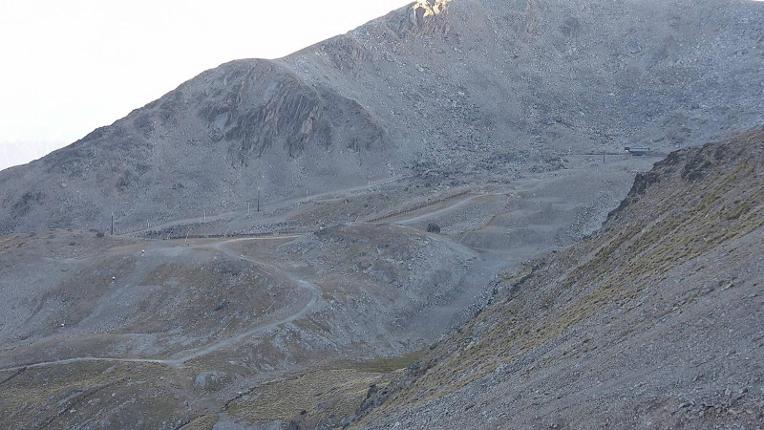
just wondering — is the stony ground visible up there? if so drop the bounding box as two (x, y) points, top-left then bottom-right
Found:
(0, 145), (655, 429)
(349, 130), (764, 430)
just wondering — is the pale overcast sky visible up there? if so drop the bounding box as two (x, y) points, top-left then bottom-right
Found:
(0, 0), (411, 171)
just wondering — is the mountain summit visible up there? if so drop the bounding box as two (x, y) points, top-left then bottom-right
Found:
(1, 0), (762, 233)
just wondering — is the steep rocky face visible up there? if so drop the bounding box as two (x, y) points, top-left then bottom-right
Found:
(1, 0), (763, 233)
(350, 129), (764, 429)
(197, 60), (388, 161)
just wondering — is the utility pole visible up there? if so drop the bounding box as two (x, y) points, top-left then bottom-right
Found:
(110, 212), (115, 236)
(257, 187), (261, 213)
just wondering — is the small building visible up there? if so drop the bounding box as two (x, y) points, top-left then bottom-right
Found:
(625, 146), (650, 156)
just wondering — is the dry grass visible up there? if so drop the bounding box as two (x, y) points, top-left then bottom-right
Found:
(227, 368), (388, 425)
(0, 362), (188, 429)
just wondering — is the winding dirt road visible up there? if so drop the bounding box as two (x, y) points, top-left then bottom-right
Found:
(122, 175), (406, 236)
(0, 237), (320, 373)
(1, 190), (495, 374)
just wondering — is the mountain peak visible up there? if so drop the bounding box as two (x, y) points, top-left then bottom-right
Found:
(414, 0), (453, 18)
(1, 0), (762, 235)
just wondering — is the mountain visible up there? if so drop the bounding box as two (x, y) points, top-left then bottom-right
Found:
(2, 1), (764, 429)
(350, 128), (764, 429)
(1, 0), (763, 233)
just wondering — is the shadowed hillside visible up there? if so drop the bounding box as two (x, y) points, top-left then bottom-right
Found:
(350, 128), (764, 429)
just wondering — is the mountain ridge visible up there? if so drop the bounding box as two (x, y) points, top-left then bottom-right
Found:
(2, 0), (763, 235)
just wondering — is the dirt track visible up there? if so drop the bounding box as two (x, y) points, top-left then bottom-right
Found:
(0, 237), (320, 373)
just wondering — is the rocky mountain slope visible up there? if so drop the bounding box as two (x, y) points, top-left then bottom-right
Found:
(0, 223), (477, 370)
(0, 147), (652, 429)
(0, 224), (479, 429)
(1, 0), (763, 233)
(1, 1), (763, 429)
(350, 129), (764, 429)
